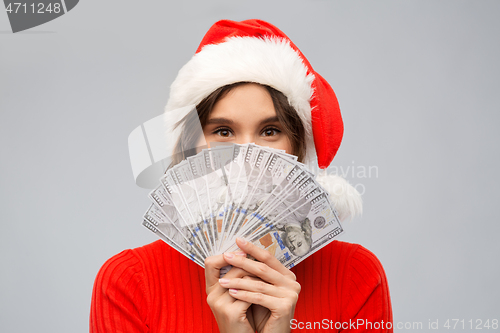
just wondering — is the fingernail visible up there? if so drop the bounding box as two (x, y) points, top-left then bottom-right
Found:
(237, 238), (247, 245)
(235, 251), (246, 257)
(224, 252), (234, 259)
(229, 289), (238, 294)
(218, 278), (229, 285)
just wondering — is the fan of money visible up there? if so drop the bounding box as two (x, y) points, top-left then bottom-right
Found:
(142, 143), (343, 269)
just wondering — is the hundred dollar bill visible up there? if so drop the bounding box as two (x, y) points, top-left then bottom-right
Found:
(223, 146), (275, 249)
(200, 149), (222, 248)
(208, 145), (241, 252)
(161, 170), (210, 256)
(189, 144), (243, 254)
(219, 147), (324, 254)
(198, 148), (230, 253)
(227, 169), (319, 251)
(142, 204), (204, 266)
(243, 160), (320, 233)
(227, 157), (306, 245)
(143, 143), (344, 266)
(187, 153), (219, 253)
(150, 183), (209, 258)
(231, 189), (343, 268)
(215, 145), (244, 248)
(275, 192), (343, 268)
(226, 151), (327, 238)
(171, 160), (215, 253)
(250, 176), (322, 241)
(219, 144), (262, 250)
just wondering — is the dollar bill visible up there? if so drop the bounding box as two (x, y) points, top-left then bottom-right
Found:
(171, 160), (215, 253)
(208, 145), (241, 252)
(226, 157), (306, 245)
(143, 204), (204, 266)
(230, 190), (343, 268)
(224, 168), (320, 252)
(150, 183), (209, 258)
(143, 143), (345, 268)
(187, 153), (218, 252)
(222, 146), (275, 250)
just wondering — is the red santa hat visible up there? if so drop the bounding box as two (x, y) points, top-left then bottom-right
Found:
(165, 19), (362, 221)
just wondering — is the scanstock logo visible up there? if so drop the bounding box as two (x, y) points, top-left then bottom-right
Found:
(3, 0), (79, 33)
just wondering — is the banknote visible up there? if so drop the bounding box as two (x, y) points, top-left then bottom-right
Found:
(225, 157), (306, 246)
(209, 145), (243, 252)
(171, 160), (215, 253)
(220, 144), (264, 250)
(143, 204), (204, 266)
(223, 166), (326, 252)
(222, 146), (275, 250)
(149, 184), (209, 258)
(230, 190), (343, 268)
(142, 143), (344, 268)
(187, 154), (218, 251)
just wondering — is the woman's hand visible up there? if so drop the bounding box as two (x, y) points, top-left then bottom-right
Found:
(205, 251), (257, 333)
(218, 238), (301, 333)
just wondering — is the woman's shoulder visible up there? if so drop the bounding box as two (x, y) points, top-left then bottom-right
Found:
(91, 243), (169, 329)
(326, 241), (392, 324)
(93, 241), (165, 287)
(291, 240), (392, 324)
(96, 240), (175, 275)
(294, 240), (388, 287)
(95, 239), (204, 288)
(326, 240), (387, 280)
(327, 241), (390, 305)
(327, 239), (384, 262)
(335, 240), (385, 267)
(91, 241), (182, 311)
(306, 240), (385, 266)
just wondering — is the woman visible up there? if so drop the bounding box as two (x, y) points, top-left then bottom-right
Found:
(90, 19), (393, 332)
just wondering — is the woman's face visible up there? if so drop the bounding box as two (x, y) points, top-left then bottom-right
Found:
(200, 83), (293, 153)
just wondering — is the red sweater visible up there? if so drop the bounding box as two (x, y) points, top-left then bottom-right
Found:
(90, 240), (392, 332)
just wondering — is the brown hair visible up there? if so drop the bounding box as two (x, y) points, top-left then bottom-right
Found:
(171, 82), (306, 167)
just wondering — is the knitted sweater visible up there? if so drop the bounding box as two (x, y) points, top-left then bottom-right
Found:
(90, 240), (392, 332)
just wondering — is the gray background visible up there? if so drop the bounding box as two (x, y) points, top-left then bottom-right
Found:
(1, 1), (499, 332)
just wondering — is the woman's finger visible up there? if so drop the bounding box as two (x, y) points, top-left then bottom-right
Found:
(204, 254), (229, 289)
(204, 252), (247, 289)
(219, 277), (287, 298)
(223, 252), (285, 287)
(228, 289), (297, 315)
(205, 254), (257, 309)
(235, 238), (296, 280)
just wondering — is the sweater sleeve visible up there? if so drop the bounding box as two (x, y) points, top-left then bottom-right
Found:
(90, 250), (150, 333)
(340, 245), (393, 332)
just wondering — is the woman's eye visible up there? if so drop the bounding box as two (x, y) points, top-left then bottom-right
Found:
(213, 128), (233, 138)
(261, 127), (281, 137)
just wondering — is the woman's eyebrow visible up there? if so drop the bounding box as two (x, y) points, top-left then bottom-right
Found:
(206, 116), (280, 125)
(259, 116), (280, 125)
(206, 117), (234, 125)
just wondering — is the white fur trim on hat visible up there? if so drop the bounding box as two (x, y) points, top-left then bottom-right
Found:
(315, 173), (363, 222)
(165, 36), (317, 163)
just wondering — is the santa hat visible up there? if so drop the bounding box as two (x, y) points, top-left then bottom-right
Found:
(165, 19), (362, 221)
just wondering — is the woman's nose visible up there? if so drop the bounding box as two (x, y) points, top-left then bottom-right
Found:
(234, 133), (255, 145)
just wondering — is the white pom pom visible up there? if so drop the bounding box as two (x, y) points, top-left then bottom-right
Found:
(316, 172), (363, 222)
